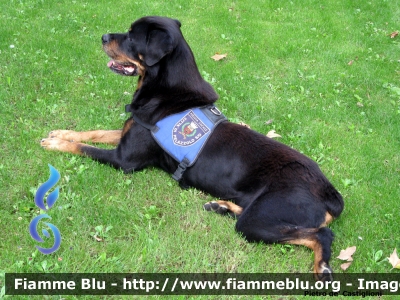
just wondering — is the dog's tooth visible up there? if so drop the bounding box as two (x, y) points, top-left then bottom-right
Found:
(124, 66), (135, 73)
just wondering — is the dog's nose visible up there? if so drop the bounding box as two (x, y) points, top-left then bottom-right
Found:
(102, 34), (111, 45)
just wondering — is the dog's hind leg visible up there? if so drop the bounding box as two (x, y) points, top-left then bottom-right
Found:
(283, 227), (334, 281)
(203, 200), (243, 217)
(232, 186), (339, 280)
(236, 217), (334, 281)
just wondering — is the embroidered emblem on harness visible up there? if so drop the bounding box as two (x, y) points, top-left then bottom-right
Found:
(172, 111), (210, 146)
(127, 104), (227, 181)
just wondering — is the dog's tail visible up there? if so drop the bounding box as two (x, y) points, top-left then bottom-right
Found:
(321, 182), (345, 219)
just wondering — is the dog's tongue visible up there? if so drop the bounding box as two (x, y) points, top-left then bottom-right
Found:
(107, 60), (114, 68)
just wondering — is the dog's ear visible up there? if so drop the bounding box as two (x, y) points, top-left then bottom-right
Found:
(174, 19), (181, 28)
(145, 29), (174, 66)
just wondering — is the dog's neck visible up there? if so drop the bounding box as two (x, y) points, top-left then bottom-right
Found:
(128, 38), (219, 124)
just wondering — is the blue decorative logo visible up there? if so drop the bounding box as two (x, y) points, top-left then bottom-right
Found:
(172, 111), (210, 147)
(29, 165), (62, 254)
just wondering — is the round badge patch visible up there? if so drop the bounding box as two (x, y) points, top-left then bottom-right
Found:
(172, 111), (210, 147)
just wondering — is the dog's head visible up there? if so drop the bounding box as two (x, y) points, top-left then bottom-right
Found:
(102, 16), (182, 78)
(102, 16), (218, 110)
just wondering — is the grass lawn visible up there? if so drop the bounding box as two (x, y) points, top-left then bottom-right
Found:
(1, 0), (399, 299)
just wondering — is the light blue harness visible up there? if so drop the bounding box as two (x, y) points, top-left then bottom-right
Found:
(127, 105), (227, 181)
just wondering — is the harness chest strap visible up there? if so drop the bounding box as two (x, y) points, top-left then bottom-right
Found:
(126, 105), (227, 181)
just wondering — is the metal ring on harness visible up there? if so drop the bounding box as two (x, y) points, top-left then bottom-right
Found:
(210, 106), (222, 116)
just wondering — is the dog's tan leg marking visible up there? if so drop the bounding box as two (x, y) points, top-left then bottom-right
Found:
(48, 130), (122, 145)
(204, 200), (243, 216)
(40, 137), (91, 155)
(286, 231), (333, 281)
(319, 212), (334, 228)
(121, 119), (134, 137)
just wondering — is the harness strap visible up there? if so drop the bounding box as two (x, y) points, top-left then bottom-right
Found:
(126, 104), (155, 131)
(125, 104), (227, 182)
(172, 158), (191, 181)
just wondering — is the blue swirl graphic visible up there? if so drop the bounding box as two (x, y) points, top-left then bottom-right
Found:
(29, 214), (62, 254)
(34, 164), (60, 210)
(29, 164), (62, 255)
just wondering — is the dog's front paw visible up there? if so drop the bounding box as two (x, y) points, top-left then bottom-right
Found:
(48, 130), (78, 142)
(41, 137), (82, 154)
(204, 200), (243, 217)
(203, 201), (228, 214)
(41, 137), (70, 151)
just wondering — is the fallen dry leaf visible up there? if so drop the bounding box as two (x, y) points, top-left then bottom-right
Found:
(93, 235), (103, 242)
(265, 119), (274, 125)
(337, 246), (356, 271)
(348, 60), (354, 66)
(211, 53), (227, 61)
(341, 262), (352, 271)
(337, 246), (356, 261)
(388, 248), (400, 269)
(390, 31), (399, 38)
(238, 122), (251, 129)
(266, 130), (281, 139)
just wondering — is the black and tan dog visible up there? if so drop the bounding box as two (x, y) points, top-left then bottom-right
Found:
(41, 16), (344, 280)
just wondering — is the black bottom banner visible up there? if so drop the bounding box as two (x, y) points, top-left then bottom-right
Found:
(5, 273), (399, 296)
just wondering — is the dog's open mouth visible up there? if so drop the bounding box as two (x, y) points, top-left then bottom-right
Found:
(107, 60), (137, 76)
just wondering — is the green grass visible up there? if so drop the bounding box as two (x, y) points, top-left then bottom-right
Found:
(1, 0), (399, 299)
